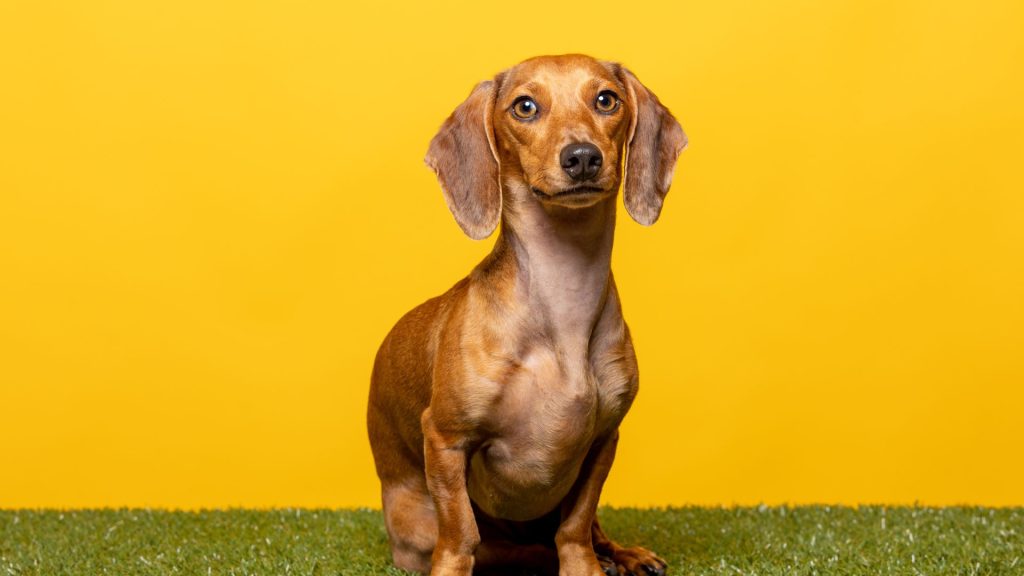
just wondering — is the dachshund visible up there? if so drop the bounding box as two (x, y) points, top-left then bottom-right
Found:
(368, 54), (687, 576)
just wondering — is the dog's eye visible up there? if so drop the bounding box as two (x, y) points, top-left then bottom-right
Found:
(511, 97), (538, 120)
(595, 91), (620, 114)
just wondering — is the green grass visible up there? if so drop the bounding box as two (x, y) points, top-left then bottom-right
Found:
(1, 507), (1021, 575)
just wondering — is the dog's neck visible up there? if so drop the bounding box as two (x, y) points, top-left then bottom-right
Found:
(493, 184), (617, 350)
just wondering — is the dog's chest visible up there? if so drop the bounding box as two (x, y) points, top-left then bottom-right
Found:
(500, 345), (633, 436)
(466, 342), (636, 520)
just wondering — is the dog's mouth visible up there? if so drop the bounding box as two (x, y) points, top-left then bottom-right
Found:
(532, 185), (606, 198)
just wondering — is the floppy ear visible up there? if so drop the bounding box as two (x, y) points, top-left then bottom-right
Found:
(424, 80), (502, 240)
(619, 68), (688, 226)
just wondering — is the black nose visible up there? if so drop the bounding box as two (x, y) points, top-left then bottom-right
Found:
(560, 142), (603, 182)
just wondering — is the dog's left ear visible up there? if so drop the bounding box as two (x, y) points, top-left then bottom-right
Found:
(425, 80), (502, 240)
(618, 67), (688, 226)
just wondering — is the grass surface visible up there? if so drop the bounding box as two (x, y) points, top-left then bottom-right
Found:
(1, 507), (1022, 575)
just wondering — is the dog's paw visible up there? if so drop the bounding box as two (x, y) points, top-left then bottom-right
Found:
(429, 550), (475, 576)
(597, 554), (620, 576)
(603, 546), (667, 576)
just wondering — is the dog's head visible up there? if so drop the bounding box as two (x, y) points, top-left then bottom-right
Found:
(426, 54), (687, 239)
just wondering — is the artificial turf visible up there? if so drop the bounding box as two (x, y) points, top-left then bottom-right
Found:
(1, 506), (1021, 575)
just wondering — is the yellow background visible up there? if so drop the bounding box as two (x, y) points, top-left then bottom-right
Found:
(2, 0), (1022, 509)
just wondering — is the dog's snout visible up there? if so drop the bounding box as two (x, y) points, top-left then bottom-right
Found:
(560, 142), (602, 182)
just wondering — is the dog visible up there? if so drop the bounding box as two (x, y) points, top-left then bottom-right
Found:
(367, 54), (687, 576)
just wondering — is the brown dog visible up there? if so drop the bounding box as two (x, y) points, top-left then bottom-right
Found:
(367, 54), (687, 576)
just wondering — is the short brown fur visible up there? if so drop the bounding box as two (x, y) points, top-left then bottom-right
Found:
(368, 54), (687, 576)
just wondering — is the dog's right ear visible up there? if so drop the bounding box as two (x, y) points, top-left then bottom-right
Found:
(425, 80), (502, 240)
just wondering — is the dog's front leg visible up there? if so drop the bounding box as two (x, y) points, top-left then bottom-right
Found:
(555, 429), (620, 576)
(422, 407), (479, 576)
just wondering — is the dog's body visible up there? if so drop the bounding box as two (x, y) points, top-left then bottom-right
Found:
(368, 55), (686, 576)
